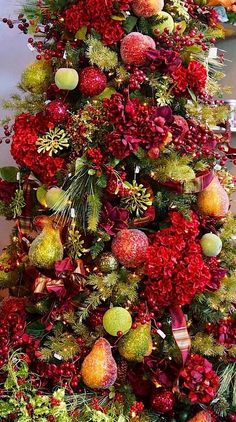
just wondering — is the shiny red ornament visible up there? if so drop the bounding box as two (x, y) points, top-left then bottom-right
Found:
(150, 390), (175, 414)
(112, 228), (149, 268)
(46, 100), (69, 124)
(79, 66), (107, 97)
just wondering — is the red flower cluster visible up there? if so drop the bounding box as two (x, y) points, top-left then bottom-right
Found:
(0, 180), (17, 204)
(144, 212), (212, 308)
(11, 113), (65, 186)
(172, 60), (207, 95)
(180, 354), (219, 403)
(64, 0), (131, 45)
(206, 318), (236, 348)
(104, 94), (170, 159)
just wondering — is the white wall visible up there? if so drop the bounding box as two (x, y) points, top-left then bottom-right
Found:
(0, 0), (34, 250)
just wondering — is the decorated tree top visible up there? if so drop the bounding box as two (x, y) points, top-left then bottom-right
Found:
(0, 0), (235, 421)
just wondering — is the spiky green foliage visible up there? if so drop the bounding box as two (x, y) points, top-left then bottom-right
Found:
(151, 153), (196, 191)
(36, 127), (70, 156)
(52, 165), (103, 232)
(66, 224), (90, 259)
(86, 36), (118, 70)
(189, 274), (236, 325)
(155, 190), (196, 219)
(2, 91), (46, 116)
(219, 214), (236, 272)
(39, 323), (80, 361)
(121, 180), (152, 217)
(10, 188), (26, 218)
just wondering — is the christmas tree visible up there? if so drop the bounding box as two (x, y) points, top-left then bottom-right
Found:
(0, 0), (236, 420)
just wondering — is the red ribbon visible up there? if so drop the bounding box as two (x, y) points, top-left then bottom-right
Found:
(34, 276), (65, 297)
(170, 306), (191, 365)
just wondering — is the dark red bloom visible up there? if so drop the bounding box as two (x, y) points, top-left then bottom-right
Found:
(180, 354), (219, 403)
(106, 131), (142, 159)
(99, 201), (129, 235)
(0, 180), (17, 204)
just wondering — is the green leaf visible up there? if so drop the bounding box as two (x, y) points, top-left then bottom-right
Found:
(0, 166), (19, 182)
(187, 88), (197, 102)
(26, 321), (45, 338)
(123, 16), (138, 33)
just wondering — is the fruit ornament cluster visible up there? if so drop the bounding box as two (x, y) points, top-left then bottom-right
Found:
(0, 0), (236, 421)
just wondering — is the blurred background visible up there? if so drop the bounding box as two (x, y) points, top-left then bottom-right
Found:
(0, 0), (235, 251)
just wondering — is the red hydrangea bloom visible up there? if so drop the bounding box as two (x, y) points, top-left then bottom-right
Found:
(64, 0), (130, 45)
(187, 60), (207, 94)
(11, 113), (65, 186)
(180, 354), (219, 404)
(144, 211), (213, 308)
(172, 66), (188, 93)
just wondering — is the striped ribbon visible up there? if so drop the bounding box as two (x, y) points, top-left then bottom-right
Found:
(170, 306), (191, 365)
(159, 169), (215, 194)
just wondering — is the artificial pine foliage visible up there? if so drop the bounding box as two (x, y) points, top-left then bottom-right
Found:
(0, 0), (236, 420)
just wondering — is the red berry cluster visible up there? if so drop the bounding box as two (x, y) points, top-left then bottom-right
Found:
(35, 360), (81, 390)
(2, 14), (29, 33)
(1, 124), (13, 145)
(175, 121), (229, 164)
(86, 147), (104, 165)
(0, 312), (26, 367)
(131, 303), (155, 326)
(126, 66), (148, 91)
(130, 401), (144, 414)
(155, 26), (211, 53)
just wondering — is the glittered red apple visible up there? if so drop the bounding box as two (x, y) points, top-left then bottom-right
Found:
(132, 0), (164, 17)
(120, 32), (156, 66)
(111, 228), (149, 268)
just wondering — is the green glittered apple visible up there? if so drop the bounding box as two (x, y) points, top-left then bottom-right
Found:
(45, 187), (67, 210)
(200, 233), (222, 257)
(103, 307), (132, 336)
(152, 11), (175, 35)
(55, 68), (79, 90)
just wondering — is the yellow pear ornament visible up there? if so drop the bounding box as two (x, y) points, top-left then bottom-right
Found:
(197, 176), (229, 217)
(28, 216), (63, 269)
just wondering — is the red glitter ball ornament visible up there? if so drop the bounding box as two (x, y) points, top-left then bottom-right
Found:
(78, 66), (107, 97)
(46, 100), (69, 124)
(111, 228), (149, 268)
(120, 32), (156, 66)
(150, 390), (175, 414)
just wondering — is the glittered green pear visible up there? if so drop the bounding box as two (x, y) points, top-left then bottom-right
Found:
(0, 249), (20, 289)
(118, 322), (153, 362)
(29, 216), (63, 269)
(21, 60), (53, 94)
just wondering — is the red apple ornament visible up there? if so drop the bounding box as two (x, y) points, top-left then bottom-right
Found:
(112, 229), (149, 268)
(132, 0), (164, 17)
(120, 32), (156, 66)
